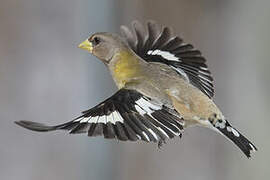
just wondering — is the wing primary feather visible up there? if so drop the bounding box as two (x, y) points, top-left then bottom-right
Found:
(103, 123), (116, 139)
(122, 121), (139, 141)
(121, 113), (148, 142)
(146, 115), (174, 138)
(152, 110), (183, 132)
(152, 26), (173, 50)
(114, 122), (129, 141)
(132, 21), (147, 54)
(137, 115), (164, 141)
(161, 36), (183, 51)
(88, 123), (97, 136)
(120, 25), (137, 51)
(92, 123), (104, 136)
(132, 113), (157, 142)
(69, 123), (90, 134)
(172, 44), (194, 53)
(145, 21), (161, 50)
(176, 50), (202, 57)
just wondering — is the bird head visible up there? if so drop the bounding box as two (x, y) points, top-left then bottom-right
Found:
(78, 32), (127, 64)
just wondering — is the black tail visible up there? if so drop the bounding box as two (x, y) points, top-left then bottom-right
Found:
(213, 119), (257, 158)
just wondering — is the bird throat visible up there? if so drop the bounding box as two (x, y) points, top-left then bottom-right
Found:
(110, 50), (143, 89)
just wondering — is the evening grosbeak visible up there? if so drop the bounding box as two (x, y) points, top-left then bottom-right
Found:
(15, 20), (257, 158)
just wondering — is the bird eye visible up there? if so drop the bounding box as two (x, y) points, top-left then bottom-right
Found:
(92, 37), (101, 46)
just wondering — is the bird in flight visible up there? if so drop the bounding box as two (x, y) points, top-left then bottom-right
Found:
(15, 20), (257, 158)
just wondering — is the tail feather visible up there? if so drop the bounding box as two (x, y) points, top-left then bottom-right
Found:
(212, 119), (257, 158)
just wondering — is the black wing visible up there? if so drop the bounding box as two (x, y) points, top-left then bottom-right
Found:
(120, 20), (214, 98)
(15, 89), (184, 143)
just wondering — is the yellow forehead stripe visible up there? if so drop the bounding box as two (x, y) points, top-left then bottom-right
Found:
(78, 39), (93, 53)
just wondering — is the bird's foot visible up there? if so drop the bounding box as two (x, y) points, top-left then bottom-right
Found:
(158, 140), (166, 149)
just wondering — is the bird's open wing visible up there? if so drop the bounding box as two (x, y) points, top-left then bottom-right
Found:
(120, 20), (214, 98)
(16, 89), (183, 143)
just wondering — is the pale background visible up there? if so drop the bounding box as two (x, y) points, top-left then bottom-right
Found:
(0, 0), (269, 180)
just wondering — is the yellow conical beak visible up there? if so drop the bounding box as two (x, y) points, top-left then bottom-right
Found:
(78, 39), (93, 53)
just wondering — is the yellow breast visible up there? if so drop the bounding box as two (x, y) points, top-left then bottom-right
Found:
(111, 50), (143, 88)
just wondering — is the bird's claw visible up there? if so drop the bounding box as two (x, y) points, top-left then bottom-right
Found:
(158, 140), (166, 149)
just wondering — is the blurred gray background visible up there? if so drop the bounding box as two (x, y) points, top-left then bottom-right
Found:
(0, 0), (269, 180)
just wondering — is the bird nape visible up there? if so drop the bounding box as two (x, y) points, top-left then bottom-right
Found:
(15, 20), (257, 159)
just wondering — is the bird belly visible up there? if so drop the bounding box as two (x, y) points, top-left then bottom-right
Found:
(167, 82), (222, 127)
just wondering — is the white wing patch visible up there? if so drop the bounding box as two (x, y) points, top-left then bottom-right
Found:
(147, 50), (179, 61)
(106, 113), (114, 124)
(88, 116), (99, 123)
(135, 98), (162, 115)
(76, 112), (124, 125)
(135, 104), (147, 115)
(113, 111), (124, 124)
(98, 115), (107, 124)
(79, 117), (90, 123)
(134, 97), (183, 137)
